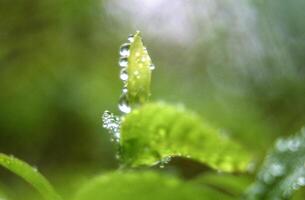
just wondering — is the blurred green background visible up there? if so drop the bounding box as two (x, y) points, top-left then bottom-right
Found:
(1, 0), (305, 198)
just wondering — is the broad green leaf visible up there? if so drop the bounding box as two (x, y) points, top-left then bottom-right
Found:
(0, 153), (62, 200)
(74, 171), (233, 200)
(119, 102), (252, 172)
(192, 173), (252, 197)
(245, 127), (305, 200)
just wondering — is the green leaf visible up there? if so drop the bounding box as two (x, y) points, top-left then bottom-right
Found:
(119, 102), (252, 172)
(0, 153), (62, 200)
(192, 173), (252, 197)
(125, 31), (153, 105)
(74, 171), (234, 200)
(0, 188), (8, 200)
(245, 127), (305, 200)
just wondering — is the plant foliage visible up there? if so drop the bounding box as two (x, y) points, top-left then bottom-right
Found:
(245, 127), (305, 199)
(74, 171), (233, 200)
(119, 102), (252, 172)
(126, 31), (153, 106)
(0, 153), (62, 200)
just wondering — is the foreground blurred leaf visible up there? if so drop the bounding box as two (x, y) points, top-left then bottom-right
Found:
(192, 173), (252, 197)
(0, 153), (62, 200)
(0, 187), (8, 200)
(119, 102), (251, 172)
(74, 171), (233, 200)
(245, 127), (305, 199)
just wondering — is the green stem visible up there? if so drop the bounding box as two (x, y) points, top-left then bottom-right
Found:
(0, 153), (62, 200)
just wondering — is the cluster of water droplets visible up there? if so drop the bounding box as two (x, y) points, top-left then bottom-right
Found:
(102, 111), (121, 143)
(159, 156), (172, 168)
(258, 161), (286, 184)
(275, 138), (301, 152)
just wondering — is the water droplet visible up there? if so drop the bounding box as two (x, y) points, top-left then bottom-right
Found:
(32, 166), (38, 172)
(287, 139), (300, 152)
(120, 68), (128, 81)
(150, 64), (155, 70)
(119, 43), (130, 57)
(127, 34), (134, 43)
(292, 182), (300, 190)
(297, 177), (305, 186)
(118, 94), (131, 113)
(159, 156), (171, 168)
(276, 139), (288, 152)
(119, 57), (128, 68)
(269, 162), (285, 177)
(102, 110), (121, 142)
(122, 86), (128, 94)
(262, 172), (273, 184)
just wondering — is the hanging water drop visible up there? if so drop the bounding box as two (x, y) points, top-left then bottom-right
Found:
(119, 57), (128, 68)
(122, 86), (128, 94)
(120, 68), (128, 81)
(127, 34), (134, 43)
(118, 94), (131, 114)
(119, 43), (130, 57)
(150, 64), (156, 70)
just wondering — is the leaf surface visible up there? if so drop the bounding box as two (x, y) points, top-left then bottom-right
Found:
(119, 103), (252, 172)
(74, 171), (233, 200)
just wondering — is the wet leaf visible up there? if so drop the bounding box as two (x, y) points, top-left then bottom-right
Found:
(119, 102), (252, 172)
(118, 31), (153, 113)
(245, 127), (305, 200)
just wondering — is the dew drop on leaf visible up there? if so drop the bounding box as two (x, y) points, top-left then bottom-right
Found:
(127, 34), (134, 43)
(119, 43), (130, 57)
(120, 68), (128, 81)
(122, 86), (128, 94)
(297, 177), (305, 186)
(269, 162), (285, 177)
(149, 64), (155, 70)
(118, 94), (131, 114)
(119, 57), (128, 68)
(287, 139), (300, 152)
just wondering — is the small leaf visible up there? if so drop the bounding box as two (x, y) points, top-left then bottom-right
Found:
(74, 171), (234, 200)
(245, 127), (305, 200)
(127, 31), (153, 105)
(118, 31), (153, 112)
(119, 102), (252, 172)
(0, 153), (62, 200)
